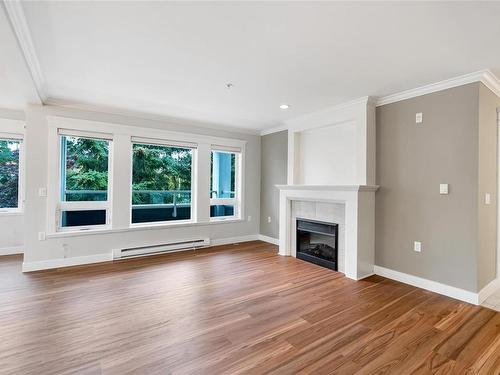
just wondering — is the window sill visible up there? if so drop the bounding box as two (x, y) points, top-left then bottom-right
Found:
(46, 217), (245, 239)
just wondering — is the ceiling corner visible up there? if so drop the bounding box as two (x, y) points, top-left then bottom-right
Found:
(3, 0), (46, 103)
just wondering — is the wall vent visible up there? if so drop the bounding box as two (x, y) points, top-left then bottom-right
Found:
(113, 238), (210, 259)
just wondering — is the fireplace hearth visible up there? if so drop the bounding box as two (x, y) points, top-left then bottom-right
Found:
(296, 218), (338, 271)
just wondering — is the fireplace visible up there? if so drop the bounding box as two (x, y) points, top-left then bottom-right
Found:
(296, 218), (338, 271)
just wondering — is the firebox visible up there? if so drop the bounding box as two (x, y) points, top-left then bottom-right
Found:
(296, 218), (338, 271)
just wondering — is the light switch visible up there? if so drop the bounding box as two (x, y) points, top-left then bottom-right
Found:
(416, 112), (423, 124)
(414, 241), (422, 252)
(439, 184), (449, 195)
(485, 193), (491, 205)
(38, 187), (47, 197)
(267, 216), (271, 223)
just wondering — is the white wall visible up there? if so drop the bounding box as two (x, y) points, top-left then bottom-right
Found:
(285, 97), (376, 186)
(0, 116), (25, 255)
(298, 122), (357, 185)
(23, 105), (261, 266)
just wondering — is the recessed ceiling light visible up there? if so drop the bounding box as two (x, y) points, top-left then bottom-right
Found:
(279, 104), (290, 110)
(225, 83), (234, 89)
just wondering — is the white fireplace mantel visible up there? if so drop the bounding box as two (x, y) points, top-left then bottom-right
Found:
(277, 184), (378, 280)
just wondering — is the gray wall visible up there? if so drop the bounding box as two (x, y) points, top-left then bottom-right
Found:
(376, 82), (498, 293)
(260, 131), (288, 239)
(478, 84), (500, 289)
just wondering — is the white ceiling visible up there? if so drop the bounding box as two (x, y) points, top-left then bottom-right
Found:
(2, 1), (500, 132)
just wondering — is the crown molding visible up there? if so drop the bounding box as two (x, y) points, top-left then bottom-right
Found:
(480, 70), (500, 99)
(260, 124), (288, 136)
(376, 70), (500, 106)
(43, 98), (261, 136)
(3, 0), (47, 102)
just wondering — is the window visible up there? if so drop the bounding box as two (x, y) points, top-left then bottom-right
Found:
(210, 149), (240, 219)
(0, 136), (22, 212)
(131, 142), (193, 224)
(58, 133), (111, 230)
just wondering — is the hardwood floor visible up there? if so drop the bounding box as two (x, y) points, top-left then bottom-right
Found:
(1, 241), (499, 374)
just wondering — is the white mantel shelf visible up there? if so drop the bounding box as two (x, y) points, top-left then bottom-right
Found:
(276, 185), (379, 192)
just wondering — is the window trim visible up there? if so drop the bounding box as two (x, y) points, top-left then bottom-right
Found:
(56, 131), (113, 232)
(46, 115), (247, 236)
(209, 148), (242, 221)
(0, 132), (24, 214)
(130, 140), (196, 226)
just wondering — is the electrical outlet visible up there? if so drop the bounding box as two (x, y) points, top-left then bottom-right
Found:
(485, 193), (491, 205)
(414, 241), (422, 252)
(38, 187), (47, 197)
(267, 216), (271, 223)
(248, 215), (252, 222)
(439, 184), (449, 195)
(38, 232), (46, 241)
(416, 112), (423, 124)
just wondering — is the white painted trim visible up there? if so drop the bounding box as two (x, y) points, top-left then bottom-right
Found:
(22, 234), (259, 272)
(276, 184), (379, 192)
(258, 234), (279, 245)
(210, 234), (258, 246)
(0, 108), (25, 121)
(0, 245), (23, 256)
(374, 265), (479, 305)
(376, 70), (500, 106)
(45, 100), (261, 136)
(260, 125), (288, 136)
(45, 217), (245, 239)
(258, 70), (500, 136)
(3, 0), (46, 102)
(22, 252), (113, 272)
(478, 278), (500, 305)
(47, 115), (247, 150)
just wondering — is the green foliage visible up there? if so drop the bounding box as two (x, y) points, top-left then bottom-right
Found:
(64, 137), (109, 201)
(63, 137), (193, 205)
(132, 144), (192, 205)
(0, 140), (20, 208)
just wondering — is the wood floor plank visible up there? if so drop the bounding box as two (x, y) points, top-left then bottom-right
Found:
(0, 241), (499, 374)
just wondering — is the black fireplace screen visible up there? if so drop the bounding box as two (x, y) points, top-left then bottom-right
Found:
(296, 218), (338, 271)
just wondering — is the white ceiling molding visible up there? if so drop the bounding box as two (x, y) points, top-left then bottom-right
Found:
(260, 125), (288, 136)
(375, 70), (500, 107)
(481, 70), (500, 100)
(0, 107), (25, 121)
(260, 71), (500, 136)
(284, 96), (373, 132)
(44, 98), (261, 136)
(3, 0), (47, 102)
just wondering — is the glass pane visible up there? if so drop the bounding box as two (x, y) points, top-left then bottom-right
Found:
(210, 151), (235, 199)
(131, 143), (192, 223)
(61, 210), (106, 227)
(210, 205), (234, 218)
(0, 139), (20, 208)
(61, 136), (109, 201)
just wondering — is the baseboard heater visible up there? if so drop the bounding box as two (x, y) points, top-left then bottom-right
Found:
(113, 238), (210, 259)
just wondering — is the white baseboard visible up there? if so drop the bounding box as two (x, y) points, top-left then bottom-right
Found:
(22, 235), (260, 272)
(374, 265), (479, 305)
(478, 278), (500, 304)
(0, 245), (24, 256)
(258, 234), (279, 245)
(22, 252), (113, 272)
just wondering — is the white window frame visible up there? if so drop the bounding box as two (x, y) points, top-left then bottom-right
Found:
(130, 137), (196, 227)
(0, 132), (24, 214)
(56, 130), (113, 232)
(209, 145), (242, 221)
